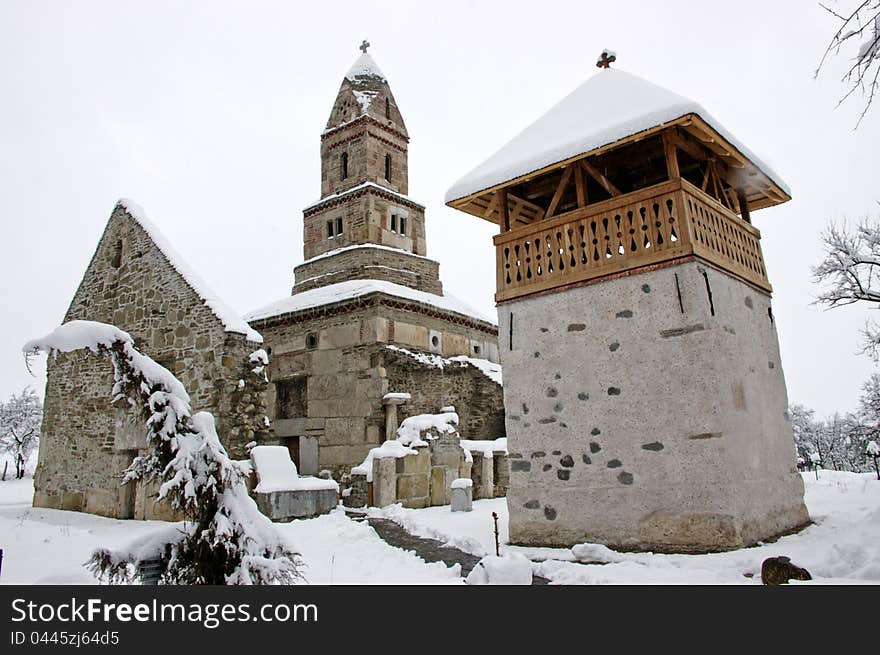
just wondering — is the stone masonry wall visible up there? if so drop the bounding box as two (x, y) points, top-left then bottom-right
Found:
(254, 299), (501, 479)
(303, 190), (427, 260)
(34, 205), (269, 519)
(383, 348), (505, 442)
(293, 246), (441, 295)
(500, 259), (809, 551)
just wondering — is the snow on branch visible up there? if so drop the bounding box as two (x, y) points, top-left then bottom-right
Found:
(23, 320), (301, 585)
(813, 217), (880, 358)
(816, 0), (880, 125)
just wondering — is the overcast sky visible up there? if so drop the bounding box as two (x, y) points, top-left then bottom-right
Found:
(1, 0), (878, 418)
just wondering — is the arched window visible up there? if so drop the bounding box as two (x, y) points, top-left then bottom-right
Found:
(341, 152), (348, 180)
(385, 154), (391, 181)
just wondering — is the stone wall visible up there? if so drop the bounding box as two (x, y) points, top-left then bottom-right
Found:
(254, 298), (501, 480)
(501, 259), (809, 552)
(293, 245), (441, 295)
(33, 205), (269, 519)
(303, 188), (427, 260)
(383, 348), (505, 442)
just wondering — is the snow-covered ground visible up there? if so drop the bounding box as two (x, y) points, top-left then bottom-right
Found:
(0, 478), (460, 585)
(372, 471), (880, 584)
(1, 472), (878, 584)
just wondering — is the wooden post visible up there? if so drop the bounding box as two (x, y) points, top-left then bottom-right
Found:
(491, 511), (500, 556)
(736, 188), (751, 223)
(497, 189), (510, 232)
(663, 131), (680, 181)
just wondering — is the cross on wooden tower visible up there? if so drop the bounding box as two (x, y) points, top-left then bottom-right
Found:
(596, 49), (616, 69)
(360, 39), (370, 54)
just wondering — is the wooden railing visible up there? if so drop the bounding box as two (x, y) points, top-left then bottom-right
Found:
(493, 178), (770, 302)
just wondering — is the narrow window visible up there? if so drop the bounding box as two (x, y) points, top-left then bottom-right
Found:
(399, 216), (407, 236)
(327, 220), (335, 238)
(385, 154), (392, 181)
(335, 217), (343, 235)
(385, 97), (391, 119)
(341, 152), (348, 180)
(390, 213), (398, 233)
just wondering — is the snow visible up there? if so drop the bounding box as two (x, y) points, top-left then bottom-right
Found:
(298, 242), (434, 266)
(374, 472), (880, 584)
(466, 553), (533, 585)
(304, 181), (425, 213)
(460, 437), (508, 457)
(351, 440), (421, 482)
(445, 68), (790, 204)
(245, 279), (495, 325)
(5, 471), (880, 585)
(386, 346), (502, 384)
(0, 480), (460, 585)
(383, 392), (411, 401)
(451, 478), (472, 490)
(867, 440), (880, 457)
(345, 52), (385, 81)
(250, 446), (338, 493)
(118, 199), (263, 343)
(397, 410), (459, 443)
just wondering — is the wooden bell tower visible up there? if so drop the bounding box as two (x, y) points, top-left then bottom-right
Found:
(446, 61), (809, 552)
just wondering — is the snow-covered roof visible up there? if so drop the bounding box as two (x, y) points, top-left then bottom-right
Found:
(244, 279), (496, 326)
(118, 199), (263, 343)
(298, 243), (435, 267)
(304, 181), (424, 213)
(345, 52), (386, 82)
(445, 68), (790, 203)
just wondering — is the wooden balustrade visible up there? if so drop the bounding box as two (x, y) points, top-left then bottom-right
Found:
(493, 178), (770, 302)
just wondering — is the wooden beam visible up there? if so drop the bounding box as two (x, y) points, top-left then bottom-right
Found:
(482, 194), (498, 220)
(544, 166), (574, 219)
(662, 130), (680, 180)
(581, 160), (621, 196)
(575, 162), (588, 207)
(497, 189), (510, 232)
(736, 188), (751, 223)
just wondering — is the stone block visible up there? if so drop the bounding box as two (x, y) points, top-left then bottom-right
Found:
(372, 457), (397, 507)
(395, 447), (430, 475)
(299, 436), (319, 476)
(451, 484), (473, 512)
(396, 473), (429, 500)
(254, 487), (337, 520)
(430, 466), (448, 506)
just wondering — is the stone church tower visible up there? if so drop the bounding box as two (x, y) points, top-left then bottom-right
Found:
(246, 44), (503, 479)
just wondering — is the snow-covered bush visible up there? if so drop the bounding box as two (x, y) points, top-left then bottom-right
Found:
(23, 320), (301, 585)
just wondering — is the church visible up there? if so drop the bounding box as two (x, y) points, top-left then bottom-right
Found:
(32, 43), (504, 518)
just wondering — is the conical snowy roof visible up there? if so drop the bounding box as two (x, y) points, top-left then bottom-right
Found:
(345, 52), (386, 81)
(445, 68), (788, 204)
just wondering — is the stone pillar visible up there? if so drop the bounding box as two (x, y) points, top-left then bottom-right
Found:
(383, 394), (409, 441)
(372, 457), (397, 508)
(471, 452), (495, 500)
(492, 451), (509, 497)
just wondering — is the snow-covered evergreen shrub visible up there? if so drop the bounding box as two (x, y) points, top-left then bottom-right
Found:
(24, 320), (302, 584)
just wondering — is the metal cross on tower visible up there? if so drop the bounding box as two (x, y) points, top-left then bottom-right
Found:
(596, 49), (616, 69)
(360, 39), (370, 54)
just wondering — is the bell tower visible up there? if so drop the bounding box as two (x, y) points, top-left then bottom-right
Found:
(294, 42), (438, 294)
(446, 60), (809, 552)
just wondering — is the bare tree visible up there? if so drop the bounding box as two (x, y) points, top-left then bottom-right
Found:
(813, 217), (880, 358)
(816, 0), (880, 124)
(0, 387), (42, 479)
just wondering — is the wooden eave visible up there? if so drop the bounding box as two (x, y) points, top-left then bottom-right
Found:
(447, 113), (791, 224)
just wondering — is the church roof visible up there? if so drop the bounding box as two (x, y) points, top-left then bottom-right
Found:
(118, 199), (263, 343)
(244, 279), (496, 327)
(445, 68), (789, 204)
(345, 52), (386, 82)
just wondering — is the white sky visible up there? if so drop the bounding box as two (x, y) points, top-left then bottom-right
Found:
(1, 0), (878, 418)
